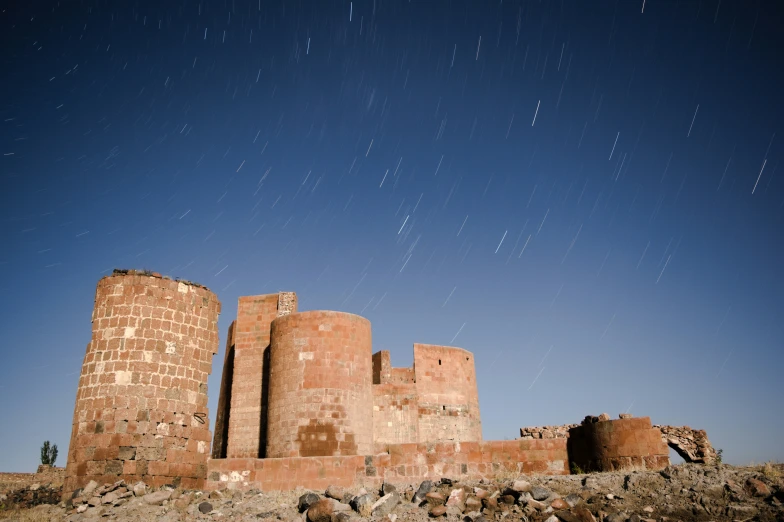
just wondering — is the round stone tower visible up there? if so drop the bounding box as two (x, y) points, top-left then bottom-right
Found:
(266, 311), (373, 458)
(63, 269), (220, 497)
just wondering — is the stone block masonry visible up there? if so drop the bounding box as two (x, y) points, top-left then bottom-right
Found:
(63, 270), (220, 497)
(63, 275), (716, 499)
(205, 439), (569, 492)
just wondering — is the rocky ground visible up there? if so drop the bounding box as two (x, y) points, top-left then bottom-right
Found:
(0, 463), (782, 522)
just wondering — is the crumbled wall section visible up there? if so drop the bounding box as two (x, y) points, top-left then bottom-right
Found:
(567, 415), (669, 472)
(266, 311), (374, 458)
(520, 424), (579, 439)
(654, 424), (717, 464)
(63, 269), (220, 498)
(414, 344), (482, 443)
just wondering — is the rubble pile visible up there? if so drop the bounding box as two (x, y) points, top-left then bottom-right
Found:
(0, 463), (782, 521)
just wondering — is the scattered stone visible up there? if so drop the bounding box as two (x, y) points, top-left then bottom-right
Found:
(82, 480), (99, 498)
(446, 488), (466, 509)
(440, 478), (454, 486)
(598, 413), (611, 421)
(381, 482), (397, 495)
(565, 493), (582, 507)
(101, 491), (119, 505)
(429, 504), (447, 517)
(132, 482), (147, 497)
(510, 480), (532, 493)
(76, 504), (88, 513)
(425, 491), (446, 506)
(299, 492), (321, 512)
(198, 501), (213, 514)
(325, 485), (345, 500)
(465, 496), (482, 511)
(551, 498), (569, 509)
(413, 480), (434, 504)
(372, 492), (400, 517)
(544, 516), (560, 522)
(605, 494), (614, 500)
(532, 486), (552, 501)
(619, 413), (633, 419)
(143, 489), (172, 506)
(745, 478), (771, 497)
(307, 498), (333, 522)
(642, 505), (654, 513)
(351, 493), (373, 517)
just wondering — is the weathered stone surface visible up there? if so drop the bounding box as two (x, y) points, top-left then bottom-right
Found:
(425, 491), (446, 506)
(745, 478), (771, 497)
(429, 504), (447, 517)
(532, 486), (552, 501)
(350, 493), (373, 517)
(325, 485), (345, 500)
(306, 499), (333, 522)
(132, 482), (146, 497)
(465, 496), (482, 511)
(81, 480), (99, 498)
(446, 488), (465, 509)
(413, 480), (434, 504)
(371, 492), (400, 517)
(101, 491), (119, 505)
(299, 492), (321, 512)
(143, 489), (172, 505)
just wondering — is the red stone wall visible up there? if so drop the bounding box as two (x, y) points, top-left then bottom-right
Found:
(205, 438), (568, 492)
(63, 270), (220, 498)
(372, 382), (419, 444)
(266, 311), (373, 458)
(567, 417), (669, 472)
(413, 344), (482, 442)
(211, 321), (236, 459)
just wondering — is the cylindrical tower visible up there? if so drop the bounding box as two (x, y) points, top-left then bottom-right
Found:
(413, 344), (483, 442)
(266, 311), (373, 458)
(63, 269), (220, 498)
(567, 416), (669, 472)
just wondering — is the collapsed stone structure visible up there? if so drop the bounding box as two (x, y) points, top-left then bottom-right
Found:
(61, 270), (711, 498)
(519, 417), (718, 466)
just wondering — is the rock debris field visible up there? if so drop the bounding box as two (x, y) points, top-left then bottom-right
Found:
(1, 463), (782, 522)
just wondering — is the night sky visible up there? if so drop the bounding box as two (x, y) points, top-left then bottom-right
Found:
(1, 0), (782, 473)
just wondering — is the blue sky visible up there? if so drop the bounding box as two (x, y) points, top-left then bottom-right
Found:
(1, 0), (782, 472)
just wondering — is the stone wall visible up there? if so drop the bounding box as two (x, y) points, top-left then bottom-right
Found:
(654, 424), (717, 464)
(205, 438), (568, 492)
(63, 269), (220, 498)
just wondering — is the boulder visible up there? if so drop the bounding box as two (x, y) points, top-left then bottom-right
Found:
(745, 478), (771, 497)
(81, 480), (99, 498)
(372, 492), (400, 517)
(446, 488), (466, 510)
(132, 482), (147, 497)
(299, 492), (321, 512)
(532, 486), (552, 501)
(425, 492), (446, 506)
(143, 490), (173, 506)
(307, 499), (333, 522)
(350, 494), (373, 517)
(510, 480), (532, 493)
(413, 481), (434, 504)
(325, 485), (345, 500)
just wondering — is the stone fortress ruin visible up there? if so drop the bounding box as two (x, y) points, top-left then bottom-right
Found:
(62, 270), (716, 499)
